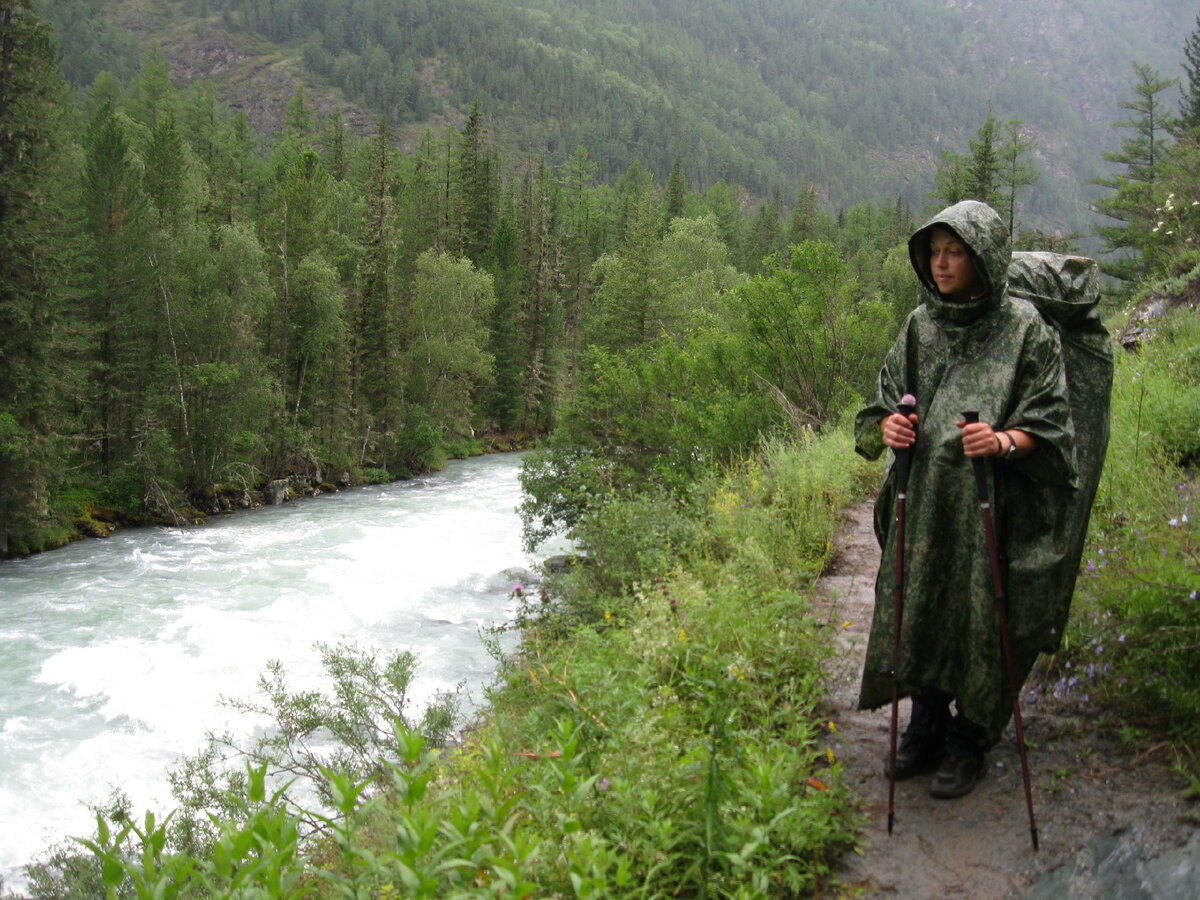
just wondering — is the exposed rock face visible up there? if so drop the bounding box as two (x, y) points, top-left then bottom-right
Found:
(1117, 272), (1200, 351)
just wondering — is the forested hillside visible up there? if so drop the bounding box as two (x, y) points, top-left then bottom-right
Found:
(41, 0), (1194, 234)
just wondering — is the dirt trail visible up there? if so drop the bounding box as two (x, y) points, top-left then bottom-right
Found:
(814, 502), (1198, 899)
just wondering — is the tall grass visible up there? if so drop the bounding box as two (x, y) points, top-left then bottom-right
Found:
(1044, 307), (1199, 761)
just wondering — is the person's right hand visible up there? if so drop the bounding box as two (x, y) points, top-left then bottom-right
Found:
(881, 412), (918, 450)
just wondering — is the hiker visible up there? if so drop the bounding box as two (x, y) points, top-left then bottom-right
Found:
(854, 200), (1078, 799)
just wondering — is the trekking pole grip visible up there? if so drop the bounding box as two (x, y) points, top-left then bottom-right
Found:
(894, 394), (917, 490)
(961, 409), (990, 502)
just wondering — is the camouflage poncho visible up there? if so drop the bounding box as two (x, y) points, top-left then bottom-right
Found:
(854, 201), (1078, 742)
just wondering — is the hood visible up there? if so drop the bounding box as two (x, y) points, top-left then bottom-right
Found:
(908, 200), (1011, 325)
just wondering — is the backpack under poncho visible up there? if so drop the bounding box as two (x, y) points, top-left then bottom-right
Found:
(1006, 251), (1113, 634)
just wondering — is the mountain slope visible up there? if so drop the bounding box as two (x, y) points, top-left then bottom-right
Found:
(42, 0), (1197, 234)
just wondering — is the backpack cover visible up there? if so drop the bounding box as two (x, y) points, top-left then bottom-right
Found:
(1007, 251), (1114, 613)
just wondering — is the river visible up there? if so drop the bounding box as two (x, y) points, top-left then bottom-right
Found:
(0, 452), (559, 890)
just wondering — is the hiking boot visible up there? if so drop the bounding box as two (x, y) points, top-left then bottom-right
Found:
(928, 750), (983, 798)
(882, 689), (950, 779)
(884, 730), (944, 779)
(928, 711), (988, 798)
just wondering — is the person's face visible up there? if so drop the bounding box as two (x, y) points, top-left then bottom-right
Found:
(928, 228), (981, 299)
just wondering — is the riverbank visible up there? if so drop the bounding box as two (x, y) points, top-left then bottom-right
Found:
(15, 432), (542, 561)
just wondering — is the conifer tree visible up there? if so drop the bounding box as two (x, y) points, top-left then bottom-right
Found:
(615, 160), (656, 241)
(358, 117), (400, 462)
(0, 0), (72, 554)
(515, 159), (564, 430)
(1092, 63), (1178, 281)
(663, 150), (687, 224)
(320, 105), (348, 181)
(586, 185), (664, 352)
(1177, 13), (1200, 137)
(399, 128), (447, 264)
(483, 209), (523, 431)
(930, 148), (970, 209)
(702, 179), (744, 255)
(786, 175), (821, 246)
(261, 146), (337, 416)
(80, 101), (156, 478)
(742, 189), (783, 274)
(128, 45), (176, 130)
(966, 104), (1000, 204)
(929, 106), (1006, 213)
(996, 118), (1039, 240)
(283, 82), (316, 141)
(143, 113), (188, 221)
(456, 101), (497, 265)
(560, 145), (599, 375)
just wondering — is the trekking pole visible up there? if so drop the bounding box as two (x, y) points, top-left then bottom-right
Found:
(961, 410), (1039, 852)
(887, 393), (917, 836)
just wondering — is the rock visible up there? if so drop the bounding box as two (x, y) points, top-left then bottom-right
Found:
(265, 479), (291, 506)
(1021, 825), (1200, 899)
(542, 553), (582, 574)
(1116, 272), (1200, 351)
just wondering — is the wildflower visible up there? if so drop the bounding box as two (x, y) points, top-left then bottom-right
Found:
(678, 628), (687, 642)
(604, 610), (612, 621)
(842, 620), (852, 630)
(828, 720), (837, 732)
(827, 747), (836, 764)
(597, 777), (611, 792)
